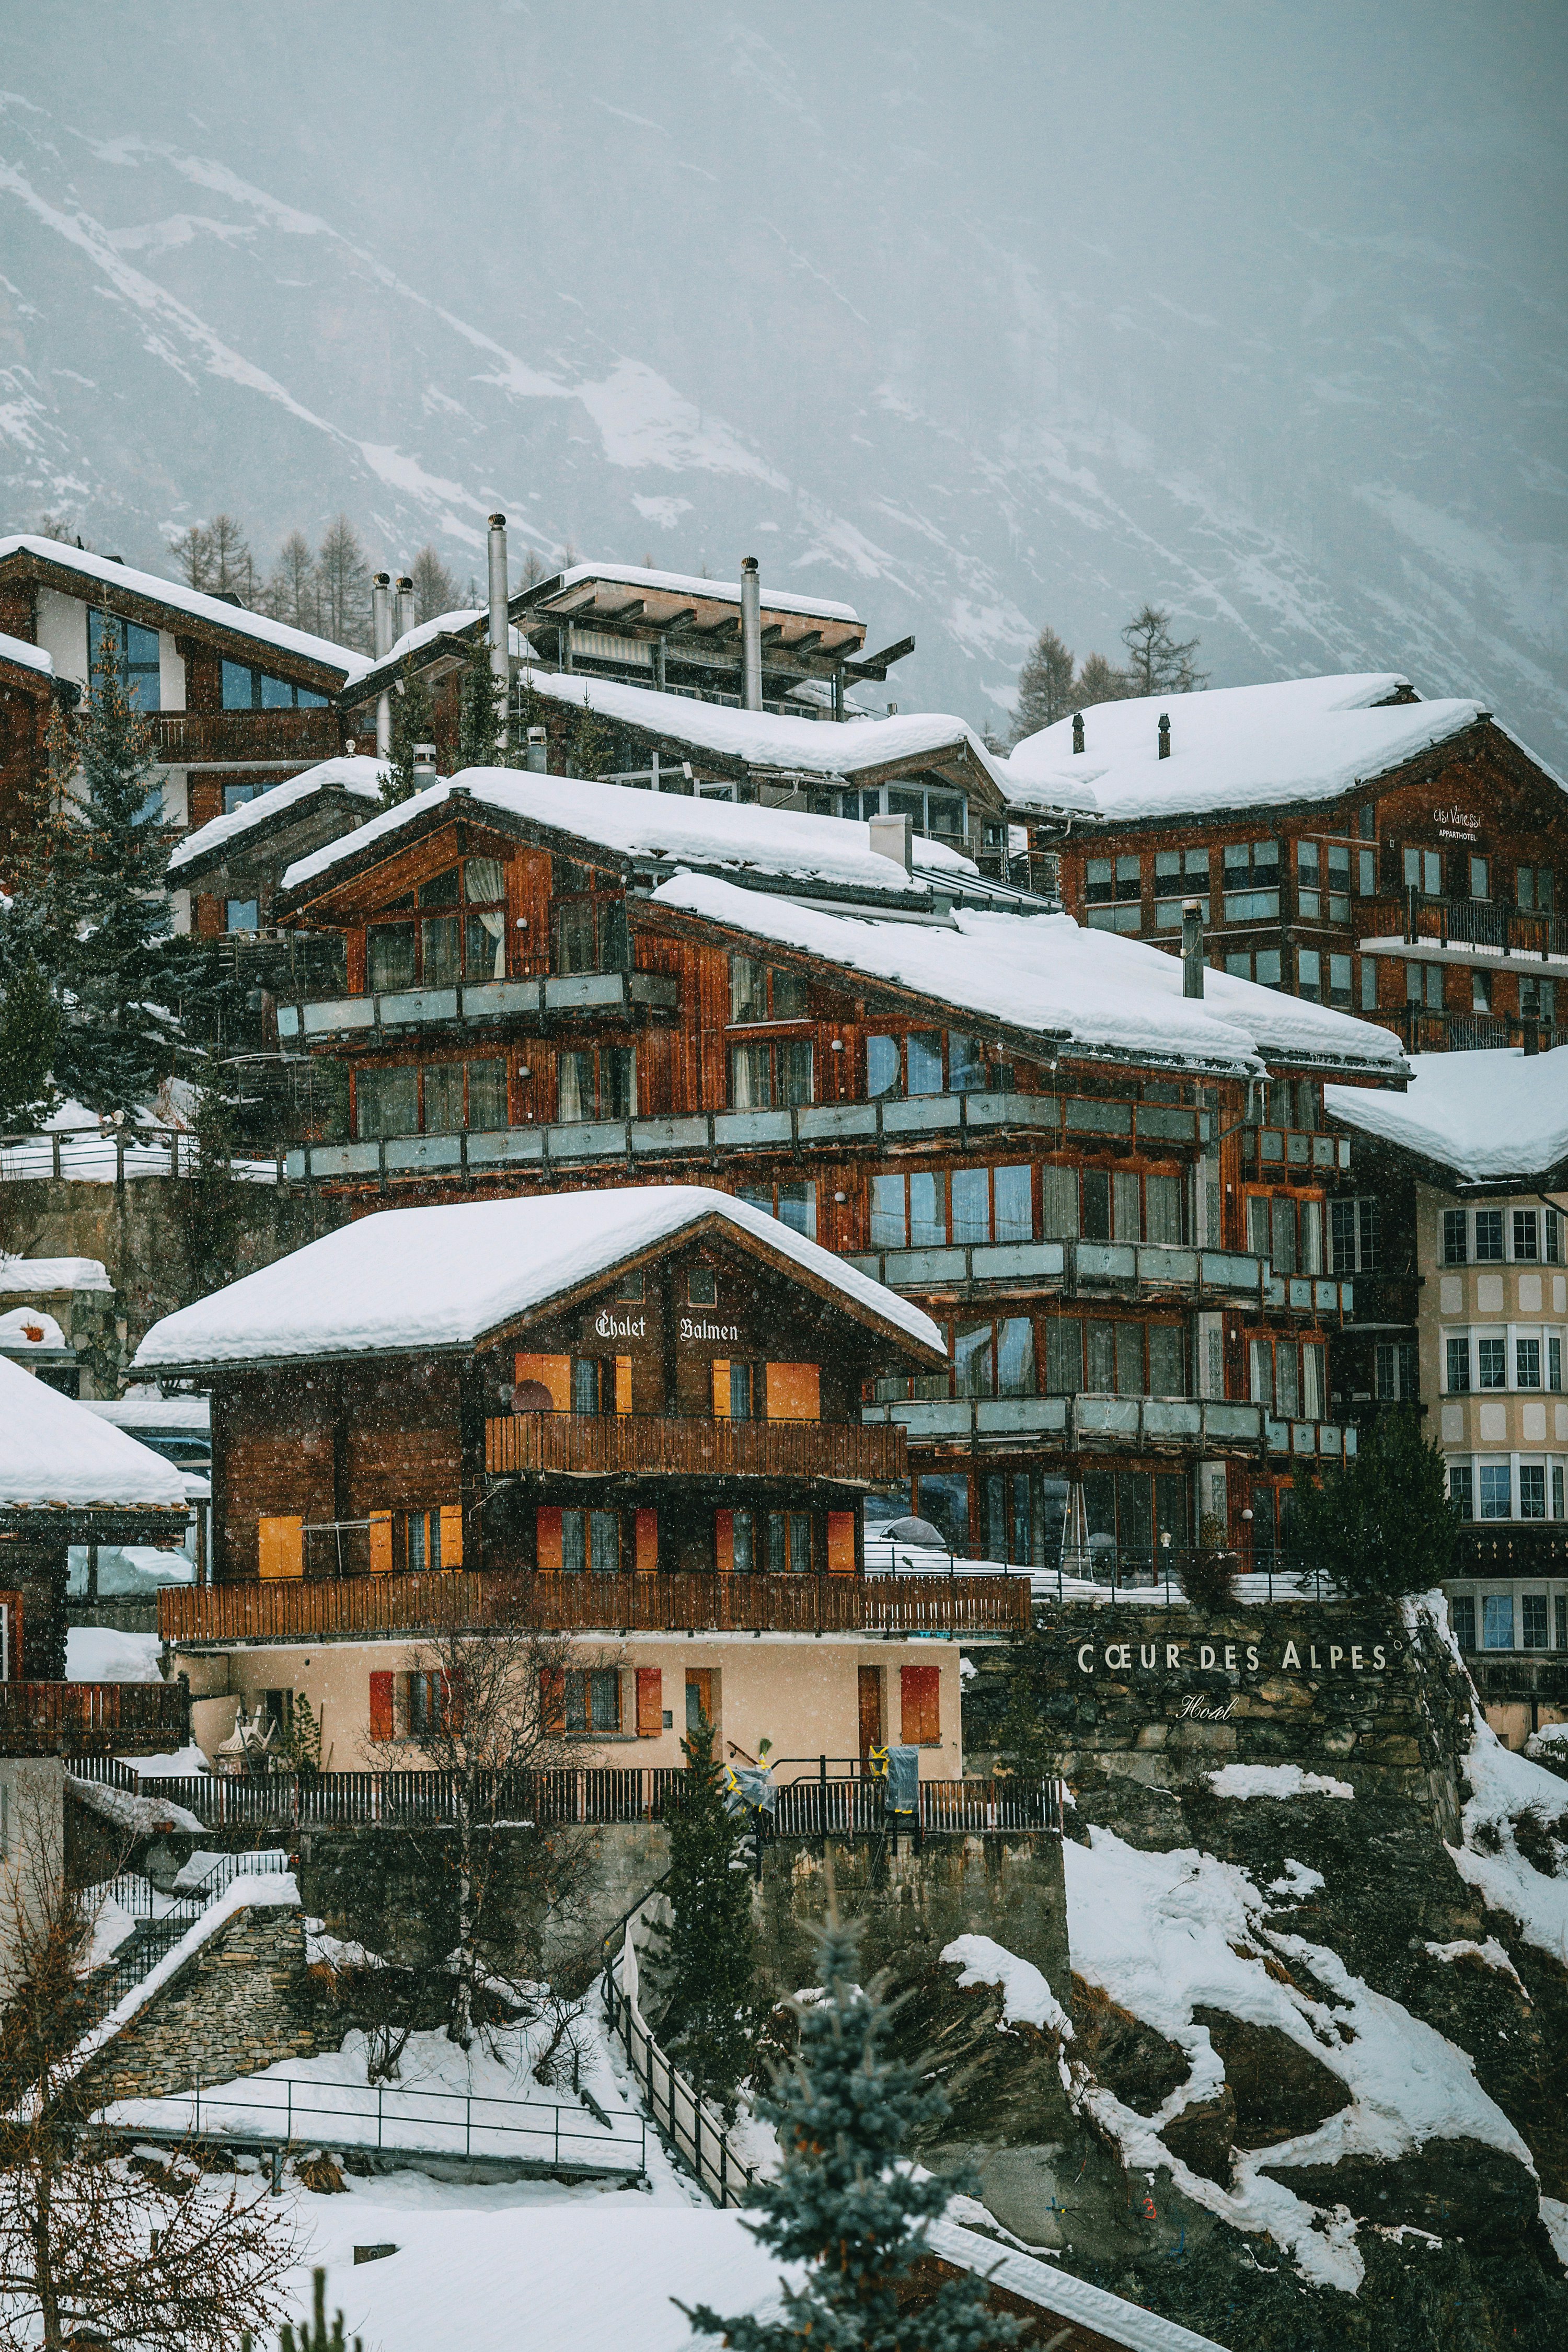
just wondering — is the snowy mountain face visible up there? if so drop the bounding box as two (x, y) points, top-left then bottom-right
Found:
(2, 2), (1565, 762)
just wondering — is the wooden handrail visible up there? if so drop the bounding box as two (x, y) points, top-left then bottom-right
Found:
(0, 1680), (189, 1755)
(484, 1412), (906, 1485)
(160, 1567), (1029, 1644)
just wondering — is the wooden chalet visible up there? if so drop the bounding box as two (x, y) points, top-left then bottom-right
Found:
(135, 1187), (1002, 1774)
(244, 766), (1411, 1575)
(1009, 673), (1568, 1055)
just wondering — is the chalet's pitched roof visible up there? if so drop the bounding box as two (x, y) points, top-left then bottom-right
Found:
(0, 629), (55, 681)
(132, 1186), (946, 1373)
(168, 755), (388, 879)
(0, 1358), (187, 1512)
(0, 535), (366, 682)
(521, 561), (863, 626)
(1325, 1046), (1568, 1185)
(649, 871), (1410, 1082)
(1005, 673), (1506, 824)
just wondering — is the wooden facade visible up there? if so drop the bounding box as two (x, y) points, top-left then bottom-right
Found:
(1040, 716), (1567, 1054)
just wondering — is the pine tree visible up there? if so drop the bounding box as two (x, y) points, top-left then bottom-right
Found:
(1288, 1408), (1458, 1600)
(410, 544), (460, 625)
(685, 1910), (1015, 2352)
(273, 2270), (362, 2352)
(651, 1710), (758, 2113)
(1118, 604), (1207, 697)
(1071, 651), (1128, 710)
(1009, 626), (1076, 743)
(0, 952), (59, 1131)
(315, 514), (373, 652)
(382, 658), (436, 806)
(458, 630), (506, 771)
(177, 1079), (244, 1297)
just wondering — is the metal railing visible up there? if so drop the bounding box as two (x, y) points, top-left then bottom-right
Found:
(485, 1409), (905, 1487)
(277, 968), (678, 1047)
(1377, 888), (1568, 964)
(602, 1901), (754, 2208)
(0, 1123), (284, 1187)
(86, 1849), (291, 2017)
(844, 1237), (1271, 1309)
(861, 1391), (1269, 1453)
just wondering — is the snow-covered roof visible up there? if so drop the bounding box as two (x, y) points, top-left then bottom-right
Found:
(0, 534), (365, 680)
(82, 1389), (211, 1434)
(1325, 1046), (1568, 1183)
(650, 873), (1409, 1080)
(0, 1358), (188, 1512)
(927, 2219), (1226, 2352)
(133, 1186), (945, 1373)
(1005, 673), (1497, 824)
(168, 755), (387, 877)
(533, 561), (862, 625)
(0, 629), (53, 679)
(0, 1254), (112, 1295)
(343, 613), (531, 702)
(281, 766), (938, 903)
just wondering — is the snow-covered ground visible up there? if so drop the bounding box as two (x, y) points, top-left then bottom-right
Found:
(65, 1625), (166, 1682)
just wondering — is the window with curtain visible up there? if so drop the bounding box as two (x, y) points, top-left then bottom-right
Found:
(465, 857), (506, 980)
(1145, 1172), (1183, 1246)
(356, 1065), (418, 1138)
(729, 1040), (812, 1110)
(1042, 1166), (1079, 1240)
(866, 1035), (901, 1098)
(1148, 1325), (1185, 1396)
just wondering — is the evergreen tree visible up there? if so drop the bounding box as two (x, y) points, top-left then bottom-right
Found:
(177, 1080), (244, 1297)
(685, 1909), (1015, 2352)
(458, 630), (506, 771)
(1118, 603), (1207, 697)
(651, 1710), (758, 2113)
(1071, 651), (1128, 710)
(567, 695), (612, 780)
(1288, 1408), (1457, 1599)
(410, 544), (460, 625)
(1009, 626), (1076, 743)
(0, 951), (59, 1131)
(382, 658), (436, 806)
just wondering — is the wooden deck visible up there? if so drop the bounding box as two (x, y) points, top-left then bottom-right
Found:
(0, 1680), (190, 1756)
(484, 1411), (906, 1486)
(160, 1567), (1028, 1645)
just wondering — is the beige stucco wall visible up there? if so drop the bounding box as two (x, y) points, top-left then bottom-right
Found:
(180, 1633), (969, 1778)
(1422, 1182), (1568, 1484)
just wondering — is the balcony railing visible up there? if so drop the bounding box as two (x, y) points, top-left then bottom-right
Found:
(846, 1237), (1270, 1309)
(485, 1411), (905, 1487)
(0, 1680), (189, 1756)
(1363, 889), (1568, 969)
(278, 969), (678, 1046)
(152, 709), (340, 766)
(1240, 1127), (1351, 1174)
(1375, 1007), (1564, 1055)
(284, 1089), (1212, 1187)
(860, 1392), (1267, 1451)
(159, 1567), (1028, 1646)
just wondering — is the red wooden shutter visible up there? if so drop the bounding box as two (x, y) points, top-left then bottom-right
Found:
(368, 1671), (395, 1743)
(540, 1666), (566, 1732)
(635, 1508), (658, 1573)
(636, 1667), (663, 1737)
(900, 1664), (940, 1747)
(536, 1507), (563, 1571)
(826, 1512), (856, 1573)
(713, 1509), (734, 1572)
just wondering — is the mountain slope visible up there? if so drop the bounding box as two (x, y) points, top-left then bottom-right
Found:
(2, 1), (1565, 760)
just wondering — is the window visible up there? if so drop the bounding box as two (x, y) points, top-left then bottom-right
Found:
(1478, 1465), (1512, 1521)
(355, 1065), (419, 1139)
(867, 1035), (901, 1098)
(220, 659), (327, 711)
(1477, 1338), (1506, 1390)
(1225, 948), (1283, 986)
(404, 1506), (462, 1572)
(1376, 1341), (1419, 1402)
(1328, 955), (1353, 1005)
(1448, 1466), (1474, 1520)
(1222, 839), (1281, 922)
(1406, 962), (1444, 1009)
(907, 1032), (943, 1094)
(87, 609), (160, 710)
(1086, 857), (1142, 931)
(1481, 1592), (1514, 1646)
(1474, 1210), (1504, 1264)
(900, 1664), (941, 1747)
(367, 861), (506, 991)
(729, 956), (807, 1023)
(1521, 976), (1557, 1025)
(947, 1032), (985, 1093)
(1520, 1466), (1547, 1521)
(766, 1511), (814, 1573)
(1513, 1210), (1539, 1263)
(1470, 856), (1490, 901)
(688, 1264), (717, 1306)
(713, 1359), (754, 1421)
(730, 1039), (812, 1109)
(559, 1045), (637, 1122)
(1330, 1197), (1379, 1275)
(1550, 1337), (1563, 1393)
(225, 898), (259, 933)
(368, 922), (418, 994)
(739, 1179), (817, 1238)
(1517, 1339), (1542, 1389)
(1148, 1324), (1185, 1396)
(1446, 1335), (1471, 1393)
(1451, 1594), (1477, 1650)
(1517, 866), (1555, 912)
(950, 1318), (1036, 1399)
(1523, 1592), (1549, 1646)
(1045, 1318), (1085, 1394)
(1442, 1209), (1468, 1266)
(1471, 969), (1492, 1014)
(1297, 948), (1322, 1001)
(1402, 847), (1443, 896)
(540, 1506), (621, 1576)
(1358, 847), (1377, 897)
(1296, 839), (1320, 917)
(1548, 1212), (1563, 1265)
(407, 1670), (457, 1739)
(566, 1668), (622, 1733)
(223, 780), (261, 814)
(1154, 849), (1210, 926)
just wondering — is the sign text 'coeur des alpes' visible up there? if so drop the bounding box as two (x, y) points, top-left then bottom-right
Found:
(1074, 1634), (1393, 1676)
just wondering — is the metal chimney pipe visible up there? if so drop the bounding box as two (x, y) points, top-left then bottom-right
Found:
(372, 573), (393, 759)
(526, 727), (547, 773)
(1182, 899), (1205, 998)
(396, 575), (415, 641)
(1158, 712), (1171, 759)
(412, 743), (438, 786)
(740, 556), (762, 712)
(1072, 713), (1085, 754)
(487, 514), (510, 752)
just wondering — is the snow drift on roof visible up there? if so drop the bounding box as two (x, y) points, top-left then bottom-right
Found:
(1005, 673), (1496, 823)
(0, 534), (364, 678)
(0, 1255), (112, 1294)
(650, 874), (1408, 1078)
(281, 766), (934, 901)
(0, 629), (53, 678)
(82, 1388), (210, 1433)
(0, 1358), (187, 1511)
(133, 1185), (944, 1371)
(169, 756), (388, 875)
(537, 561), (862, 624)
(1325, 1046), (1568, 1181)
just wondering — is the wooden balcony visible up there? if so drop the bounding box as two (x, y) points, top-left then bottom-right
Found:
(485, 1411), (906, 1488)
(0, 1680), (189, 1757)
(160, 1567), (1028, 1646)
(151, 708), (340, 767)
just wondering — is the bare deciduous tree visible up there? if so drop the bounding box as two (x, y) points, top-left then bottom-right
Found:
(1071, 650), (1128, 710)
(408, 545), (460, 626)
(1118, 603), (1207, 697)
(314, 515), (373, 653)
(0, 1784), (294, 2351)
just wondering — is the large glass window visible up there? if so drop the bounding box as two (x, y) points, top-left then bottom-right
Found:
(559, 1046), (636, 1123)
(1481, 1592), (1514, 1645)
(1448, 1466), (1474, 1519)
(1222, 839), (1281, 921)
(729, 956), (807, 1023)
(1451, 1594), (1476, 1650)
(87, 609), (160, 710)
(730, 1039), (812, 1109)
(356, 1065), (419, 1138)
(739, 1180), (817, 1239)
(1478, 1465), (1512, 1521)
(1154, 848), (1210, 926)
(1473, 1210), (1504, 1264)
(1442, 1209), (1468, 1266)
(907, 1032), (943, 1094)
(866, 1035), (901, 1098)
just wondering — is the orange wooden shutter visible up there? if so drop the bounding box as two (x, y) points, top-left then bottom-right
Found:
(540, 1666), (566, 1732)
(438, 1504), (464, 1567)
(714, 1509), (734, 1572)
(765, 1362), (820, 1422)
(711, 1359), (731, 1419)
(901, 1664), (940, 1746)
(258, 1516), (304, 1580)
(635, 1508), (658, 1573)
(636, 1667), (663, 1737)
(827, 1512), (856, 1574)
(536, 1507), (563, 1571)
(615, 1355), (632, 1415)
(367, 1512), (394, 1575)
(515, 1352), (571, 1411)
(368, 1671), (395, 1743)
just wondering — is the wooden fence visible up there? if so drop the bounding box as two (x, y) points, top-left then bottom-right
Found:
(485, 1411), (905, 1485)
